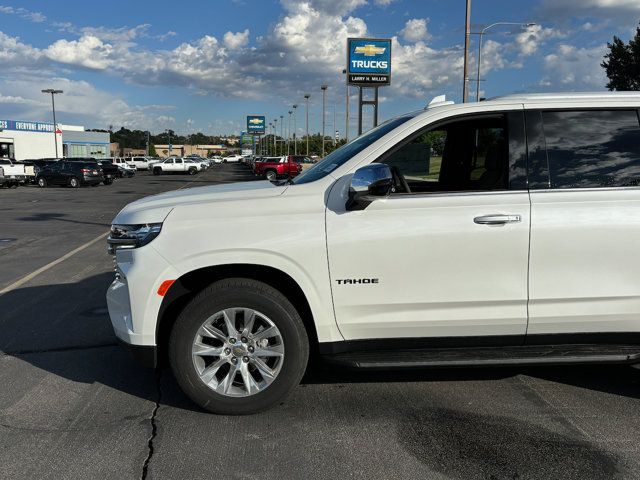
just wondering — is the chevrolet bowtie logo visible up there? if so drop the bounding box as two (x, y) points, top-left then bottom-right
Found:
(354, 44), (386, 56)
(249, 118), (263, 124)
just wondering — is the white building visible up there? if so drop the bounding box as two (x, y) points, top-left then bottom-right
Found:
(0, 119), (110, 160)
(0, 119), (63, 160)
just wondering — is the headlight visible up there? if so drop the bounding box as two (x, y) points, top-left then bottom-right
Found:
(107, 223), (162, 254)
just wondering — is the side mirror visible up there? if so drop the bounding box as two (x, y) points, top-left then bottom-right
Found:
(347, 163), (394, 210)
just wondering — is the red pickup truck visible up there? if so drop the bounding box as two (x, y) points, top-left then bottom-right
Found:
(254, 155), (305, 181)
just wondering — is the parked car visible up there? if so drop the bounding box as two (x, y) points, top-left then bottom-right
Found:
(151, 157), (200, 175)
(107, 92), (640, 415)
(127, 156), (160, 171)
(254, 155), (303, 181)
(185, 158), (208, 171)
(0, 159), (28, 187)
(0, 166), (4, 187)
(109, 157), (136, 174)
(209, 156), (224, 163)
(95, 160), (120, 184)
(20, 159), (59, 181)
(118, 165), (136, 178)
(36, 160), (103, 187)
(224, 154), (243, 163)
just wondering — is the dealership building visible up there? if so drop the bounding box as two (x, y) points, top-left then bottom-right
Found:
(0, 119), (110, 160)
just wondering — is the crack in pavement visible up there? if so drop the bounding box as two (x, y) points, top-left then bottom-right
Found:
(141, 369), (162, 480)
(0, 342), (118, 358)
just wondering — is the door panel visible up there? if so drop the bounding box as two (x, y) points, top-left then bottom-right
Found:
(326, 192), (530, 340)
(528, 189), (640, 334)
(527, 108), (640, 335)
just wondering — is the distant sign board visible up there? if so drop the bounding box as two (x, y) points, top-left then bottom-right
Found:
(246, 115), (266, 134)
(0, 119), (55, 133)
(241, 133), (253, 145)
(346, 38), (391, 86)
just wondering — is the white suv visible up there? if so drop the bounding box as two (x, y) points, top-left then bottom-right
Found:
(107, 92), (640, 414)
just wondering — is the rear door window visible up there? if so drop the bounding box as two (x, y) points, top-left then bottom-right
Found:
(539, 110), (640, 188)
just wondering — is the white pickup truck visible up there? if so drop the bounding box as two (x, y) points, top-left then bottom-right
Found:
(0, 159), (30, 187)
(151, 157), (199, 175)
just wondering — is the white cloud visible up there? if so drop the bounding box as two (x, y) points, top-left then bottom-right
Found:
(374, 0), (396, 6)
(401, 18), (429, 43)
(223, 29), (249, 49)
(0, 6), (46, 23)
(45, 35), (114, 70)
(515, 25), (565, 56)
(542, 44), (607, 88)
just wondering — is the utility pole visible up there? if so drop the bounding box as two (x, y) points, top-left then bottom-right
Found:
(146, 130), (150, 156)
(332, 103), (336, 146)
(292, 104), (298, 155)
(462, 0), (472, 102)
(304, 94), (310, 156)
(321, 85), (327, 157)
(41, 89), (63, 158)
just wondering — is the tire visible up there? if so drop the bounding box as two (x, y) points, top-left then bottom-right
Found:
(153, 167), (162, 176)
(37, 177), (47, 188)
(265, 170), (277, 181)
(103, 178), (113, 185)
(188, 167), (197, 175)
(69, 177), (79, 188)
(169, 278), (309, 415)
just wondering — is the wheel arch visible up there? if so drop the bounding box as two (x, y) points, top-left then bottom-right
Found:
(156, 263), (320, 366)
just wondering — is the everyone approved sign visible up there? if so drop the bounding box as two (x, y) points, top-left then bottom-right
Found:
(246, 115), (266, 134)
(347, 38), (391, 86)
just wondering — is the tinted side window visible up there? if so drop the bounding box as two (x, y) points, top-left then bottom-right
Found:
(541, 110), (640, 188)
(378, 115), (509, 193)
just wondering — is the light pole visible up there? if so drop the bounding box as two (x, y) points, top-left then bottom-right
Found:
(342, 69), (349, 142)
(475, 22), (536, 101)
(292, 104), (298, 155)
(41, 89), (63, 158)
(268, 123), (273, 155)
(304, 94), (310, 156)
(321, 85), (327, 157)
(273, 118), (278, 156)
(288, 110), (292, 155)
(165, 129), (172, 156)
(279, 115), (284, 156)
(332, 103), (336, 146)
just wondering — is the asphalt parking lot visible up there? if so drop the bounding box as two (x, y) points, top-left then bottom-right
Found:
(1, 163), (640, 480)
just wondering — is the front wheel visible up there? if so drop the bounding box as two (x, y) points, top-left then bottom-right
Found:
(265, 170), (277, 181)
(69, 177), (79, 188)
(169, 279), (309, 415)
(37, 177), (47, 188)
(188, 167), (197, 175)
(103, 178), (113, 185)
(153, 167), (162, 176)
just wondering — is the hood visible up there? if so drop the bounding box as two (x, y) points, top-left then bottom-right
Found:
(112, 180), (286, 225)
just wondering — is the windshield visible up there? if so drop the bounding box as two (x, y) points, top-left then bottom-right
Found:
(292, 113), (417, 184)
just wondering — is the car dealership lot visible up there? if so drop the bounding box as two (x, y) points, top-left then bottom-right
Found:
(0, 164), (639, 479)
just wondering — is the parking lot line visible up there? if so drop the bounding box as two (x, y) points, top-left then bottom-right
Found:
(0, 231), (108, 295)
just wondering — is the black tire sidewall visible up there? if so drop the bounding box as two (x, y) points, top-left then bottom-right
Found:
(38, 177), (46, 187)
(70, 177), (79, 188)
(169, 280), (309, 414)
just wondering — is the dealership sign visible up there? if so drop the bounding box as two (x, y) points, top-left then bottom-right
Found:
(347, 38), (391, 86)
(0, 119), (55, 133)
(246, 115), (266, 134)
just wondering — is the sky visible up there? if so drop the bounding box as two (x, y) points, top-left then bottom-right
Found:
(0, 0), (638, 136)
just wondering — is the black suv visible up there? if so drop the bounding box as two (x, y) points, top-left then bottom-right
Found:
(36, 160), (104, 188)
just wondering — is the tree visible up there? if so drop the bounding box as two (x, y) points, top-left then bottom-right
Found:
(602, 23), (640, 91)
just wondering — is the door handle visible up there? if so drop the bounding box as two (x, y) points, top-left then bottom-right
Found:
(474, 214), (522, 225)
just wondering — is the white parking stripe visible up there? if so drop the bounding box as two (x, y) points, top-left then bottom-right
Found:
(0, 232), (108, 295)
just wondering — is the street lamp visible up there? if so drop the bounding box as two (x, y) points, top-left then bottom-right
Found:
(288, 110), (293, 155)
(165, 129), (172, 155)
(279, 115), (284, 156)
(41, 89), (63, 158)
(304, 94), (310, 156)
(273, 118), (278, 156)
(342, 69), (349, 142)
(292, 104), (298, 155)
(268, 122), (273, 155)
(475, 22), (536, 101)
(321, 85), (327, 157)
